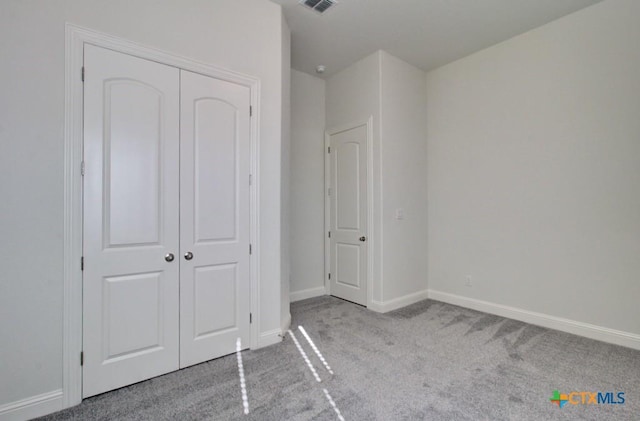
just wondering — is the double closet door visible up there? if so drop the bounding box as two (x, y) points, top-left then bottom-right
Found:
(82, 45), (251, 398)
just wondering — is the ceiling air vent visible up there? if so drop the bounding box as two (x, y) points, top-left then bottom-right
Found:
(299, 0), (338, 14)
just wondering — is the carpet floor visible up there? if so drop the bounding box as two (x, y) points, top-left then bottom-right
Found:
(38, 296), (640, 420)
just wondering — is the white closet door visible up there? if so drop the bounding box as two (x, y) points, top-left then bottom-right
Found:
(329, 124), (368, 306)
(179, 70), (251, 368)
(82, 45), (180, 397)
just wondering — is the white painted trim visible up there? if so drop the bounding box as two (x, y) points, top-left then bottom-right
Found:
(324, 133), (331, 295)
(428, 290), (640, 351)
(365, 117), (375, 310)
(0, 390), (63, 421)
(290, 286), (326, 302)
(258, 329), (284, 348)
(368, 290), (429, 313)
(64, 23), (262, 409)
(63, 24), (85, 409)
(324, 118), (374, 308)
(376, 51), (384, 305)
(248, 59), (262, 354)
(281, 312), (292, 334)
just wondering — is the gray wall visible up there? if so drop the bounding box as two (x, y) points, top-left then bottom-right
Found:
(0, 0), (286, 410)
(325, 51), (429, 309)
(426, 0), (640, 335)
(290, 70), (326, 299)
(326, 52), (384, 301)
(379, 51), (428, 302)
(281, 14), (292, 326)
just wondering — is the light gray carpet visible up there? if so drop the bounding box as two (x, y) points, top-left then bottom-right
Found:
(39, 297), (640, 420)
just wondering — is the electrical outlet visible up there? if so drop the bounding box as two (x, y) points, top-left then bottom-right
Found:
(465, 275), (472, 287)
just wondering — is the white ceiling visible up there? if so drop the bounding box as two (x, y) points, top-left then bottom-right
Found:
(272, 0), (602, 78)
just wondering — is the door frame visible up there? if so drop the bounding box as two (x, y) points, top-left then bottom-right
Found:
(324, 117), (374, 307)
(63, 24), (261, 408)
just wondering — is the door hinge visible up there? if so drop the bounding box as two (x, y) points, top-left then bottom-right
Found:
(328, 187), (331, 196)
(328, 273), (331, 280)
(250, 106), (252, 117)
(80, 161), (85, 176)
(249, 174), (252, 186)
(80, 351), (84, 366)
(328, 146), (331, 153)
(328, 231), (331, 238)
(250, 313), (252, 324)
(81, 67), (85, 82)
(249, 244), (252, 255)
(81, 256), (84, 271)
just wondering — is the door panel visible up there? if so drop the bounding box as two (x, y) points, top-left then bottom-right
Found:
(336, 142), (361, 230)
(335, 243), (361, 288)
(194, 264), (238, 338)
(105, 81), (163, 247)
(194, 99), (238, 242)
(330, 125), (368, 305)
(179, 70), (251, 368)
(103, 272), (164, 360)
(83, 45), (180, 398)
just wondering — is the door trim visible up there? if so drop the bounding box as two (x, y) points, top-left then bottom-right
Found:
(63, 24), (261, 408)
(324, 118), (374, 307)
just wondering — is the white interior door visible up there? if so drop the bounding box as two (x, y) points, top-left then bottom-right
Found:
(82, 45), (180, 397)
(329, 124), (368, 305)
(178, 70), (251, 368)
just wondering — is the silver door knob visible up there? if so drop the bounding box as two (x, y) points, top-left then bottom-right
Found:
(184, 251), (194, 261)
(165, 253), (175, 262)
(359, 236), (366, 242)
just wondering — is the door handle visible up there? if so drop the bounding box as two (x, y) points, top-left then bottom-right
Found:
(184, 251), (194, 261)
(165, 253), (175, 262)
(359, 236), (366, 242)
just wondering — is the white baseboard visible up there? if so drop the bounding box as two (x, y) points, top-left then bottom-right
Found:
(257, 328), (283, 348)
(368, 289), (429, 313)
(0, 390), (63, 421)
(427, 289), (640, 351)
(290, 286), (326, 303)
